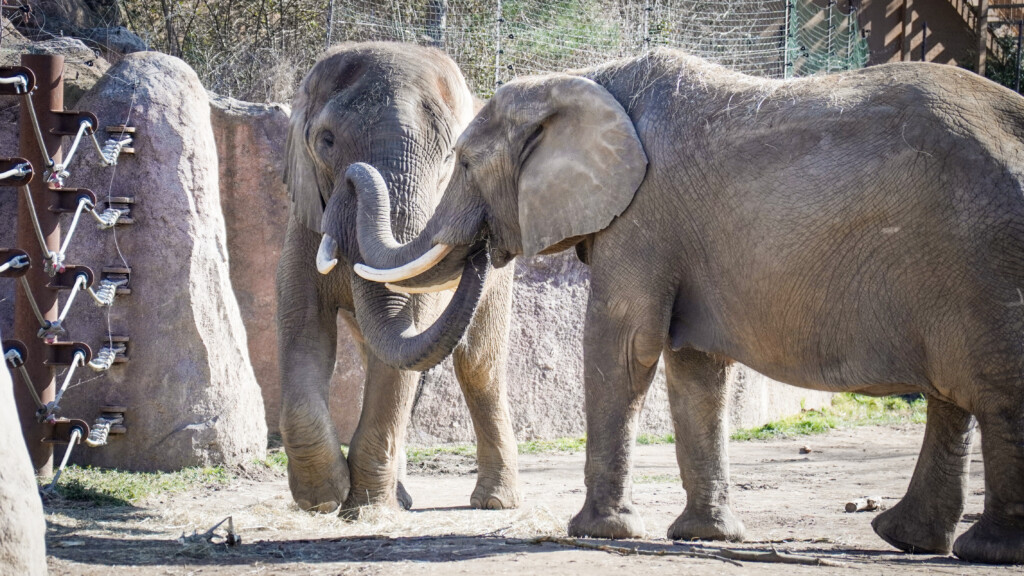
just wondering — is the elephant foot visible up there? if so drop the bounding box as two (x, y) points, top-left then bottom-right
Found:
(470, 482), (520, 510)
(953, 515), (1024, 564)
(872, 503), (955, 554)
(397, 481), (414, 511)
(668, 506), (746, 542)
(568, 501), (645, 539)
(288, 460), (349, 513)
(338, 483), (411, 519)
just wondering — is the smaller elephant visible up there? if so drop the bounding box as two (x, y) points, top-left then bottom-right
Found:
(277, 42), (520, 516)
(335, 49), (1024, 564)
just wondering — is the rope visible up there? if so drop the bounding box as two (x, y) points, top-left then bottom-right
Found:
(17, 184), (60, 276)
(84, 413), (122, 447)
(3, 347), (44, 410)
(87, 342), (124, 372)
(87, 278), (128, 307)
(90, 134), (132, 167)
(47, 120), (93, 187)
(43, 349), (85, 419)
(46, 427), (83, 491)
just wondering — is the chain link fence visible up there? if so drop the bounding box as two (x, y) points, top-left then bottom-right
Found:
(113, 0), (869, 101)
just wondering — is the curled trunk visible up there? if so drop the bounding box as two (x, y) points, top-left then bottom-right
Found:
(351, 242), (490, 371)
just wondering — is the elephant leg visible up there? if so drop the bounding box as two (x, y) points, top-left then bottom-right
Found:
(953, 387), (1024, 564)
(663, 348), (745, 542)
(872, 396), (974, 554)
(278, 220), (350, 513)
(452, 266), (520, 510)
(342, 350), (420, 516)
(568, 291), (662, 539)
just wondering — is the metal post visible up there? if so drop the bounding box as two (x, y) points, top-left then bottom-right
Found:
(826, 0), (834, 73)
(426, 0), (448, 49)
(977, 0), (989, 75)
(642, 0), (651, 53)
(921, 21), (928, 61)
(783, 0), (791, 78)
(1016, 20), (1022, 91)
(493, 0), (503, 90)
(15, 54), (63, 476)
(324, 0), (335, 49)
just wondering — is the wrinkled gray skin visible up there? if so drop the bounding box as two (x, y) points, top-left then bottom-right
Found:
(343, 48), (1024, 564)
(276, 42), (519, 515)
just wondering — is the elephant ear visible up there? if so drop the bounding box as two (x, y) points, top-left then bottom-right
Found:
(516, 75), (647, 257)
(285, 86), (332, 231)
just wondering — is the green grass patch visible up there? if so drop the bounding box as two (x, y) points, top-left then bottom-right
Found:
(518, 435), (586, 454)
(406, 444), (477, 465)
(44, 465), (231, 506)
(730, 393), (927, 441)
(636, 433), (675, 445)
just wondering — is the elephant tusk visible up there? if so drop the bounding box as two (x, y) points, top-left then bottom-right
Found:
(385, 275), (462, 294)
(354, 243), (454, 283)
(317, 234), (339, 275)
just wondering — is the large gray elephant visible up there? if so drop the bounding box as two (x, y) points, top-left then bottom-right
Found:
(277, 42), (519, 514)
(320, 49), (1024, 563)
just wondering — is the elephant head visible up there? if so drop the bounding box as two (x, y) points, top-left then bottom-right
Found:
(339, 74), (648, 369)
(291, 42), (488, 371)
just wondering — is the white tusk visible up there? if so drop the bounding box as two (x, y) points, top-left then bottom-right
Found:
(385, 275), (462, 294)
(354, 243), (454, 283)
(317, 234), (339, 275)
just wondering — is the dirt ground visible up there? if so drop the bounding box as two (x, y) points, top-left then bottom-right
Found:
(44, 423), (1024, 575)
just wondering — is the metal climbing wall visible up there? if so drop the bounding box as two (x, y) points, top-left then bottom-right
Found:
(1, 54), (133, 484)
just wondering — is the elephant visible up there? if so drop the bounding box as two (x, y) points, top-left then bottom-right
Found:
(322, 48), (1024, 564)
(277, 42), (520, 515)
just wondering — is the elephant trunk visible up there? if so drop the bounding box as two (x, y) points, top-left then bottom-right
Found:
(349, 163), (446, 278)
(351, 242), (490, 371)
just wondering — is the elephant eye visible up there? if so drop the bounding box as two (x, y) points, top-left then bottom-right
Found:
(444, 150), (455, 164)
(321, 131), (335, 148)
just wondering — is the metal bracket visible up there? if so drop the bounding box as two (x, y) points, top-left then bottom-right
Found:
(50, 111), (99, 136)
(42, 418), (90, 444)
(48, 265), (94, 291)
(102, 405), (127, 435)
(0, 248), (31, 278)
(48, 186), (97, 214)
(0, 157), (33, 186)
(0, 66), (34, 95)
(101, 196), (135, 225)
(101, 267), (132, 295)
(105, 336), (129, 364)
(44, 341), (92, 367)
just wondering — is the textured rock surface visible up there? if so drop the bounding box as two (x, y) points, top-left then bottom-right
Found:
(210, 94), (364, 438)
(407, 252), (833, 444)
(57, 51), (266, 470)
(0, 340), (47, 576)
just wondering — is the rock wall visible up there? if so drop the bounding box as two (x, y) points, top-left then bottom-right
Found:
(0, 335), (47, 576)
(56, 52), (266, 470)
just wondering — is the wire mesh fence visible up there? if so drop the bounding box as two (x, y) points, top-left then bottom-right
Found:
(113, 0), (869, 101)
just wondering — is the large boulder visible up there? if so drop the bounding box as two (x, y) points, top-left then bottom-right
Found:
(0, 335), (47, 575)
(59, 51), (266, 470)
